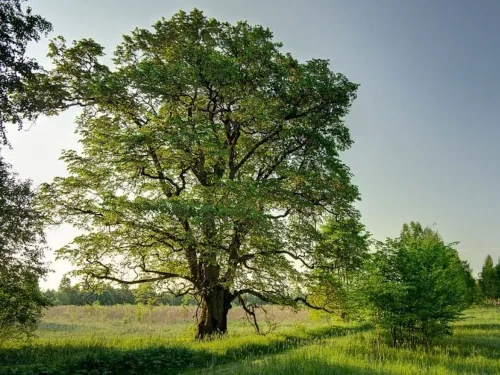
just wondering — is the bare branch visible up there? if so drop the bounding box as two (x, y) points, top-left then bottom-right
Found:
(237, 293), (261, 334)
(237, 289), (333, 314)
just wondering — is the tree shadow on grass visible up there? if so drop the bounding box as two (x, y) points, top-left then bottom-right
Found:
(455, 323), (500, 332)
(409, 348), (500, 375)
(440, 323), (500, 361)
(336, 330), (500, 375)
(0, 324), (372, 375)
(297, 324), (372, 340)
(0, 345), (206, 375)
(219, 324), (372, 364)
(202, 358), (394, 375)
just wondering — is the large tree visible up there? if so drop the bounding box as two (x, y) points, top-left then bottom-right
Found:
(37, 9), (360, 338)
(0, 0), (52, 145)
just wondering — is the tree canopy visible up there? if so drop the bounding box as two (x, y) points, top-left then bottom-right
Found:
(37, 9), (360, 338)
(0, 0), (52, 145)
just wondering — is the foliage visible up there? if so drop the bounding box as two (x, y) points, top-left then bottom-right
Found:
(0, 0), (52, 145)
(35, 9), (360, 337)
(364, 222), (469, 346)
(496, 260), (500, 299)
(308, 212), (370, 320)
(0, 158), (49, 341)
(479, 255), (500, 302)
(0, 0), (53, 340)
(460, 260), (479, 306)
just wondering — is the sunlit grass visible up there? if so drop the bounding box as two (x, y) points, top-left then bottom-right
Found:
(0, 305), (499, 374)
(198, 306), (500, 375)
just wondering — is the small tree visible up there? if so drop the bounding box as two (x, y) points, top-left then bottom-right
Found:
(0, 158), (49, 340)
(365, 222), (468, 346)
(56, 276), (83, 305)
(495, 260), (500, 302)
(479, 255), (499, 303)
(460, 260), (478, 306)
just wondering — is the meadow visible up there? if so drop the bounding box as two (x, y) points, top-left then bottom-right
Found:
(0, 305), (499, 374)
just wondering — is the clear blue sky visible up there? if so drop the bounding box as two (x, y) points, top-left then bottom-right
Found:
(4, 0), (500, 288)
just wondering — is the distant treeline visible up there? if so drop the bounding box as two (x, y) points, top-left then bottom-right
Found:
(44, 252), (500, 308)
(43, 276), (263, 307)
(479, 254), (500, 303)
(42, 276), (194, 306)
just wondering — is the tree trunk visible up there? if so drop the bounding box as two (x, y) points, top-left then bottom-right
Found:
(196, 286), (232, 339)
(391, 326), (397, 347)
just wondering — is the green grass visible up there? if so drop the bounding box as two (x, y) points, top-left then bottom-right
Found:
(0, 306), (499, 374)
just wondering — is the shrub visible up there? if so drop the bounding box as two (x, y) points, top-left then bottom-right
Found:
(365, 222), (468, 346)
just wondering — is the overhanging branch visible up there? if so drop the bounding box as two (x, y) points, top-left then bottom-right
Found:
(236, 289), (333, 314)
(89, 273), (175, 285)
(238, 250), (315, 269)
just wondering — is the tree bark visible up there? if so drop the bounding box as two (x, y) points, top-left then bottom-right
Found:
(196, 286), (232, 339)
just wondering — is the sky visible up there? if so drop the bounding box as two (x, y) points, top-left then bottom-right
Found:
(3, 0), (500, 289)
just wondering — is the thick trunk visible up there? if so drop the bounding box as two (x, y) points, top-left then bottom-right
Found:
(196, 286), (232, 339)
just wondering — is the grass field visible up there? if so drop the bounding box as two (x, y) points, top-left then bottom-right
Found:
(0, 305), (499, 374)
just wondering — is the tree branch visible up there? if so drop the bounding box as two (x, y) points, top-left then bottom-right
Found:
(89, 273), (175, 285)
(237, 293), (261, 334)
(238, 250), (314, 269)
(229, 125), (282, 179)
(294, 296), (333, 313)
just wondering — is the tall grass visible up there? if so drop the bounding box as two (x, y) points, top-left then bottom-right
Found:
(198, 307), (500, 375)
(0, 306), (499, 374)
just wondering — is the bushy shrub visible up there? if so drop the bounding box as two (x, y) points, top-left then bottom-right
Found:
(365, 222), (468, 346)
